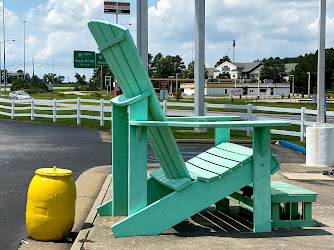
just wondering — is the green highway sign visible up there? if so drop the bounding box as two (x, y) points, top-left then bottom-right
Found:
(74, 51), (96, 68)
(96, 53), (108, 66)
(59, 76), (65, 79)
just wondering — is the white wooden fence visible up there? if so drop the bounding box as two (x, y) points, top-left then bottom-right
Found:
(2, 97), (333, 142)
(161, 100), (334, 142)
(0, 98), (111, 126)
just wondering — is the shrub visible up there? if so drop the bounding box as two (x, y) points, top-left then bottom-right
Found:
(175, 89), (182, 100)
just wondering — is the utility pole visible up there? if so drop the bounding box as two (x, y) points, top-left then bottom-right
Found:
(194, 0), (205, 118)
(100, 66), (103, 93)
(53, 55), (55, 84)
(32, 58), (34, 77)
(137, 0), (148, 71)
(176, 73), (179, 92)
(290, 75), (295, 96)
(23, 20), (26, 79)
(192, 37), (194, 62)
(307, 72), (311, 98)
(317, 0), (326, 123)
(3, 0), (6, 93)
(0, 42), (2, 97)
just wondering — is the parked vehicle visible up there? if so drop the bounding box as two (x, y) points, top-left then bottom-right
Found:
(8, 91), (31, 100)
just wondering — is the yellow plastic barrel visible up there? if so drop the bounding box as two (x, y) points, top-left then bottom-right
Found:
(26, 166), (76, 241)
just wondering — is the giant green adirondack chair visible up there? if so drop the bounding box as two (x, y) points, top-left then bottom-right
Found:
(88, 20), (290, 237)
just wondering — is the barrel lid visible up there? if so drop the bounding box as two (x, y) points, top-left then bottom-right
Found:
(35, 166), (72, 177)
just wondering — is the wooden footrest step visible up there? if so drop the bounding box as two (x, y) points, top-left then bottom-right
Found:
(217, 181), (318, 228)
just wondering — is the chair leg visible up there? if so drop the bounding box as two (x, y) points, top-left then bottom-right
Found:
(302, 202), (312, 220)
(252, 127), (272, 233)
(215, 198), (229, 211)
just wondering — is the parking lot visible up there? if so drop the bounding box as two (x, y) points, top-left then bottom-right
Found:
(0, 120), (111, 249)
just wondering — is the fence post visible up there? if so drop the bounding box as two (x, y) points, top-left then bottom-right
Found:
(204, 102), (208, 116)
(247, 103), (253, 137)
(31, 98), (35, 121)
(11, 99), (15, 119)
(53, 99), (57, 122)
(300, 107), (306, 142)
(77, 97), (81, 125)
(163, 100), (167, 116)
(100, 99), (105, 127)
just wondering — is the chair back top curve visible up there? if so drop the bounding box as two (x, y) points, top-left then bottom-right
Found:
(88, 20), (190, 179)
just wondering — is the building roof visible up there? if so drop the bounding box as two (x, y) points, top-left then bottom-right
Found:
(215, 61), (298, 77)
(216, 61), (263, 73)
(284, 63), (298, 74)
(233, 62), (263, 73)
(206, 68), (215, 77)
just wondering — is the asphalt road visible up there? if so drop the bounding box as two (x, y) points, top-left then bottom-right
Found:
(0, 120), (112, 250)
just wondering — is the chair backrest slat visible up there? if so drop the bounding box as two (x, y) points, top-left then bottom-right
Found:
(88, 20), (190, 179)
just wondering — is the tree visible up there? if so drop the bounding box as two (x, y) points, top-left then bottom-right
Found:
(89, 66), (114, 91)
(182, 61), (209, 79)
(215, 55), (231, 67)
(260, 57), (286, 83)
(217, 72), (230, 79)
(74, 73), (87, 85)
(11, 79), (29, 91)
(43, 73), (62, 85)
(182, 61), (194, 79)
(148, 53), (154, 77)
(29, 75), (48, 93)
(154, 55), (185, 78)
(149, 52), (163, 77)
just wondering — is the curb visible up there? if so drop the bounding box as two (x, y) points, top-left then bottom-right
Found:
(71, 174), (112, 250)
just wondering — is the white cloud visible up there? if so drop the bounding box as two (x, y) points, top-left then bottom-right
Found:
(3, 0), (334, 81)
(0, 3), (19, 27)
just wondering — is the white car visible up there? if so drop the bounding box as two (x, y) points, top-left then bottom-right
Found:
(8, 91), (31, 100)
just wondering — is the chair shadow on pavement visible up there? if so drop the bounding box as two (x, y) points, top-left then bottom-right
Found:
(166, 206), (332, 238)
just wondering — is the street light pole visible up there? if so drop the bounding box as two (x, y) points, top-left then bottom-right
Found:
(307, 72), (311, 98)
(317, 0), (326, 123)
(0, 39), (14, 96)
(290, 75), (295, 96)
(256, 71), (260, 98)
(23, 20), (26, 79)
(3, 0), (6, 93)
(0, 42), (1, 97)
(192, 37), (194, 62)
(176, 73), (179, 92)
(53, 55), (55, 84)
(137, 0), (148, 71)
(194, 0), (205, 118)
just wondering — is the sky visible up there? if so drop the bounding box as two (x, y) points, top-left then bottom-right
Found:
(1, 0), (334, 82)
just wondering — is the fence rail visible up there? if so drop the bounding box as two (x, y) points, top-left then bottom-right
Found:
(160, 100), (334, 142)
(0, 98), (111, 126)
(1, 97), (333, 142)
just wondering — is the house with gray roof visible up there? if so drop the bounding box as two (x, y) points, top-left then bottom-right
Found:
(213, 61), (298, 81)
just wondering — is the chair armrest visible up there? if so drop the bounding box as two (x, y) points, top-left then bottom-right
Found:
(166, 116), (240, 122)
(130, 120), (291, 128)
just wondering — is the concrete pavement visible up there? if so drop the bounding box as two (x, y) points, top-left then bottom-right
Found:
(19, 144), (334, 250)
